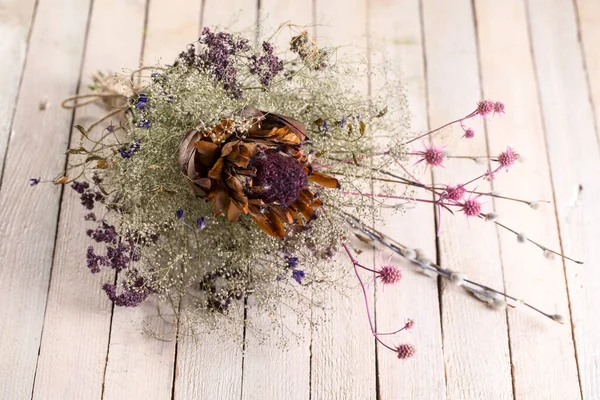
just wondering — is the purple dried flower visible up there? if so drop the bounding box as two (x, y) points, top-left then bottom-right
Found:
(102, 269), (152, 307)
(71, 181), (90, 194)
(196, 217), (206, 230)
(248, 150), (308, 208)
(136, 119), (150, 129)
(86, 221), (117, 243)
(29, 177), (40, 186)
(176, 208), (184, 220)
(249, 41), (284, 87)
(84, 213), (96, 221)
(136, 93), (148, 110)
(292, 269), (305, 284)
(86, 246), (106, 274)
(118, 140), (142, 159)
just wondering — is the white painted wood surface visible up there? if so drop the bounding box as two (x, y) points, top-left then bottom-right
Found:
(0, 0), (37, 179)
(33, 1), (146, 399)
(0, 0), (92, 398)
(1, 0), (598, 399)
(527, 1), (600, 398)
(475, 2), (580, 398)
(422, 1), (513, 398)
(369, 1), (445, 399)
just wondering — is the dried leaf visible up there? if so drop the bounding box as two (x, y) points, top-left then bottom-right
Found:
(54, 176), (68, 185)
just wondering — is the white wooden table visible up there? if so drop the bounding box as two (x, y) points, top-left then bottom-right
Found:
(1, 0), (599, 399)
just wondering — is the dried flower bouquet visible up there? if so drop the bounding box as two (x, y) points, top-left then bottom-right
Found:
(33, 25), (581, 359)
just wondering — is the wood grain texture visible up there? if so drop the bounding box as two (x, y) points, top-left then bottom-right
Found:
(0, 0), (92, 398)
(31, 1), (147, 399)
(310, 1), (377, 399)
(576, 0), (600, 144)
(170, 1), (248, 399)
(0, 0), (592, 398)
(240, 2), (313, 399)
(0, 0), (37, 180)
(474, 1), (581, 399)
(422, 1), (513, 398)
(527, 0), (599, 398)
(368, 0), (446, 399)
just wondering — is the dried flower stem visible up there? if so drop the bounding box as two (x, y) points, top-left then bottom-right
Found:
(341, 211), (568, 323)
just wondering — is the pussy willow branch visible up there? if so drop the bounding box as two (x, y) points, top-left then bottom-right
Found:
(340, 211), (566, 323)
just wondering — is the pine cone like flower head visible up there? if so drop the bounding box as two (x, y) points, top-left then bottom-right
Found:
(396, 344), (415, 359)
(178, 107), (340, 238)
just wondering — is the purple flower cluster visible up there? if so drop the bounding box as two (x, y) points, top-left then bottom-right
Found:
(249, 42), (284, 87)
(135, 93), (148, 110)
(102, 269), (153, 307)
(85, 221), (141, 273)
(178, 27), (250, 99)
(281, 254), (305, 284)
(72, 181), (103, 210)
(118, 140), (141, 159)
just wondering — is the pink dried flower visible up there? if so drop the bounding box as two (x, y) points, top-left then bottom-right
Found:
(494, 101), (505, 115)
(497, 147), (519, 171)
(483, 169), (496, 182)
(443, 185), (467, 201)
(378, 265), (402, 285)
(413, 142), (446, 168)
(463, 128), (475, 139)
(460, 196), (482, 218)
(396, 344), (415, 359)
(476, 100), (495, 116)
(376, 252), (402, 285)
(404, 319), (415, 331)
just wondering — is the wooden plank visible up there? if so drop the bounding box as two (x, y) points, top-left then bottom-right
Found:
(0, 0), (92, 398)
(368, 1), (446, 398)
(0, 0), (37, 181)
(310, 1), (377, 399)
(101, 1), (202, 399)
(31, 1), (147, 399)
(474, 1), (581, 398)
(239, 3), (313, 400)
(170, 1), (248, 399)
(576, 0), (600, 144)
(421, 0), (514, 398)
(527, 1), (599, 398)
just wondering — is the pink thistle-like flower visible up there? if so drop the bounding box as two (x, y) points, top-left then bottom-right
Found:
(376, 251), (402, 285)
(460, 195), (482, 218)
(396, 344), (415, 359)
(404, 319), (415, 331)
(443, 185), (467, 202)
(463, 127), (475, 139)
(494, 101), (505, 115)
(497, 146), (519, 171)
(476, 100), (495, 116)
(413, 141), (446, 168)
(378, 265), (402, 285)
(483, 169), (496, 182)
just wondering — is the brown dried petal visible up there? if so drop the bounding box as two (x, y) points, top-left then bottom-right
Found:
(208, 158), (225, 180)
(193, 141), (220, 166)
(308, 171), (341, 189)
(210, 189), (230, 217)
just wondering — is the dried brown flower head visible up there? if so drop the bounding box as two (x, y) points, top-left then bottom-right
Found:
(178, 107), (340, 238)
